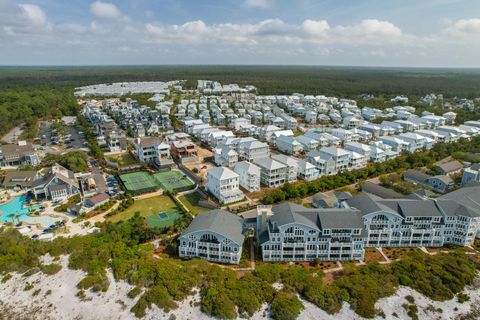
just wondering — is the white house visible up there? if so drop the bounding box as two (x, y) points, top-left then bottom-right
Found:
(205, 167), (244, 204)
(254, 157), (288, 187)
(214, 146), (238, 167)
(234, 161), (261, 192)
(398, 133), (430, 151)
(297, 160), (320, 181)
(271, 154), (298, 183)
(276, 135), (303, 155)
(296, 135), (320, 151)
(379, 136), (411, 153)
(318, 146), (351, 173)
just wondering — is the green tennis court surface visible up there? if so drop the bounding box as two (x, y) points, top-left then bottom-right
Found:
(145, 209), (182, 227)
(153, 171), (194, 192)
(119, 171), (159, 192)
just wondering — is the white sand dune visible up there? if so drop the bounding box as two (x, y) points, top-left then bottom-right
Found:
(1, 256), (479, 320)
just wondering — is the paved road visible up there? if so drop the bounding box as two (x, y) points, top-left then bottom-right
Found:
(1, 126), (23, 143)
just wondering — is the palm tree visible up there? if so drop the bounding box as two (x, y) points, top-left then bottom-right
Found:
(7, 213), (15, 223)
(15, 214), (21, 224)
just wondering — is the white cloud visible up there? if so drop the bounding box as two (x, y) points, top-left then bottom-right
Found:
(452, 18), (480, 33)
(1, 0), (480, 67)
(302, 19), (330, 35)
(18, 4), (47, 27)
(243, 0), (272, 9)
(90, 1), (121, 19)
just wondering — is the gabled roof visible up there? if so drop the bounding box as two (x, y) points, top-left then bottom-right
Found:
(270, 202), (363, 230)
(270, 203), (319, 229)
(254, 158), (286, 170)
(438, 185), (480, 214)
(428, 175), (453, 184)
(395, 200), (442, 217)
(271, 154), (299, 167)
(319, 146), (349, 157)
(435, 200), (480, 217)
(436, 160), (463, 174)
(181, 209), (245, 245)
(234, 161), (261, 175)
(207, 167), (239, 180)
(404, 169), (430, 183)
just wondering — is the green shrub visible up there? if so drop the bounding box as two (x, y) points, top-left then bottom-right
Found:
(457, 293), (470, 303)
(41, 263), (62, 275)
(77, 274), (110, 292)
(270, 290), (303, 320)
(128, 286), (142, 299)
(24, 283), (34, 291)
(1, 273), (12, 283)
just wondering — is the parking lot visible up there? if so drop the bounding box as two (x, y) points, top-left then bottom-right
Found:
(37, 120), (88, 153)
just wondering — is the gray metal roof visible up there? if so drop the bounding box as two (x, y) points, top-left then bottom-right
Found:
(181, 209), (245, 245)
(270, 203), (319, 230)
(346, 193), (385, 214)
(438, 185), (480, 216)
(436, 200), (480, 218)
(361, 181), (404, 199)
(317, 209), (364, 229)
(395, 200), (443, 217)
(270, 202), (363, 230)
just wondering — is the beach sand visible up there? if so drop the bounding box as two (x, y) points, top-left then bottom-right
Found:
(0, 255), (479, 320)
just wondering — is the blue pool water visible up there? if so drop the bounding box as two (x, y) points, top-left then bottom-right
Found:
(0, 195), (58, 227)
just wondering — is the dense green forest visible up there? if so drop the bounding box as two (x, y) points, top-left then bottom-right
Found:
(1, 65), (480, 138)
(0, 216), (478, 319)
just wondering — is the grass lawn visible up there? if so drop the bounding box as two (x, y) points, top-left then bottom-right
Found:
(108, 195), (178, 222)
(105, 152), (138, 167)
(178, 191), (209, 215)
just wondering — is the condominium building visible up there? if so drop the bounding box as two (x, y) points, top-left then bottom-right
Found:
(257, 203), (365, 262)
(256, 186), (480, 263)
(345, 188), (480, 248)
(179, 209), (245, 264)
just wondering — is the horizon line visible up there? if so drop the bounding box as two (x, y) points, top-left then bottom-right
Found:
(0, 64), (480, 70)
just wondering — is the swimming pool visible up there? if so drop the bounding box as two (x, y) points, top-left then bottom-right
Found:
(0, 195), (58, 227)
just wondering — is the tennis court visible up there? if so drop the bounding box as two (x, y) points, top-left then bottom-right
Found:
(145, 209), (183, 228)
(119, 171), (159, 193)
(153, 170), (195, 193)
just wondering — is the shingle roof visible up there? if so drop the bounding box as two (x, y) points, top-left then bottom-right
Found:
(404, 169), (430, 183)
(436, 160), (463, 174)
(181, 209), (245, 245)
(361, 182), (404, 199)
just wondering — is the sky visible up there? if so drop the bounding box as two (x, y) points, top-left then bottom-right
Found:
(1, 0), (480, 67)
